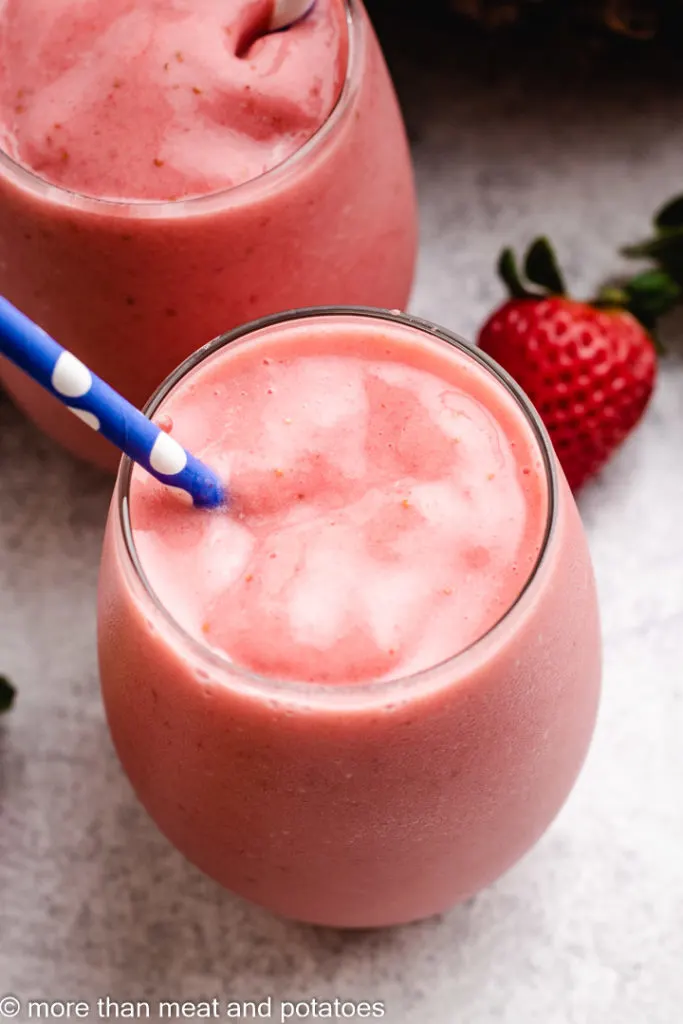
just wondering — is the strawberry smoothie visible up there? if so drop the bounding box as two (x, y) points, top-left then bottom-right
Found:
(98, 309), (601, 928)
(0, 0), (416, 466)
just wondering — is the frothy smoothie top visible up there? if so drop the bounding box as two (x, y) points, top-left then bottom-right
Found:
(129, 319), (549, 685)
(0, 0), (347, 201)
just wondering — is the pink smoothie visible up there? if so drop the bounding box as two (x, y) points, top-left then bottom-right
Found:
(98, 310), (601, 927)
(131, 318), (547, 682)
(0, 0), (416, 466)
(0, 0), (347, 201)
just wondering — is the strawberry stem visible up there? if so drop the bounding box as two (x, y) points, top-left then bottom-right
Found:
(594, 286), (630, 307)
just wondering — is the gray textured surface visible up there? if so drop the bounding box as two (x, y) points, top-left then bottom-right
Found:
(2, 16), (683, 1024)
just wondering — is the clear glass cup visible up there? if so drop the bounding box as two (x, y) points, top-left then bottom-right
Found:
(0, 1), (417, 469)
(98, 307), (601, 928)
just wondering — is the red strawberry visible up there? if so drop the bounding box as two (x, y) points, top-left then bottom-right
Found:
(477, 238), (674, 490)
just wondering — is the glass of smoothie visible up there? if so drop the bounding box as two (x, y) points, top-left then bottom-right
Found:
(0, 0), (417, 468)
(98, 307), (601, 929)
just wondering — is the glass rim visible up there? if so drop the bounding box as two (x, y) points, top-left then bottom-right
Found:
(0, 0), (359, 218)
(115, 305), (559, 701)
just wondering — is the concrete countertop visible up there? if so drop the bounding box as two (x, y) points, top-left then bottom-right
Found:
(1, 11), (682, 1024)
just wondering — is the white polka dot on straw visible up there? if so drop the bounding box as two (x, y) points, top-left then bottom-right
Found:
(149, 433), (188, 476)
(69, 408), (101, 431)
(51, 351), (92, 398)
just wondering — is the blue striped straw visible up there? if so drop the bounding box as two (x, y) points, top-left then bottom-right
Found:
(0, 297), (226, 510)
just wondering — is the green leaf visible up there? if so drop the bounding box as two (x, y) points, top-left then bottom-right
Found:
(626, 268), (681, 303)
(625, 269), (681, 324)
(523, 237), (566, 295)
(594, 269), (680, 341)
(655, 193), (683, 230)
(0, 675), (16, 715)
(497, 247), (534, 299)
(621, 225), (683, 261)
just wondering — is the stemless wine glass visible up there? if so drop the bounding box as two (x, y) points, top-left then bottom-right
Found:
(98, 307), (601, 929)
(0, 1), (417, 468)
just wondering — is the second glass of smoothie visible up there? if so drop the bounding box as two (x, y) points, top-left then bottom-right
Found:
(0, 0), (417, 466)
(98, 307), (602, 928)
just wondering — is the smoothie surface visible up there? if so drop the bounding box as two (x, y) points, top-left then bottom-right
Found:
(130, 320), (549, 683)
(0, 0), (347, 201)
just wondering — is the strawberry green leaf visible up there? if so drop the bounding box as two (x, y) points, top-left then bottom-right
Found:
(626, 269), (681, 307)
(624, 270), (681, 330)
(621, 225), (683, 261)
(497, 247), (535, 299)
(621, 242), (651, 259)
(0, 675), (16, 715)
(596, 269), (679, 340)
(654, 194), (683, 230)
(523, 237), (566, 296)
